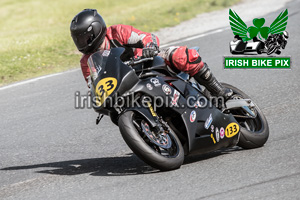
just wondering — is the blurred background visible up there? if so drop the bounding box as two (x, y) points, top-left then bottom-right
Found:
(0, 0), (239, 86)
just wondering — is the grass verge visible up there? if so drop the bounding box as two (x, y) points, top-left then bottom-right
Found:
(0, 0), (240, 85)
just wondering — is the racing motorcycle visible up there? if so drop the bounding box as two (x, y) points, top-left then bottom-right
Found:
(265, 32), (289, 55)
(87, 47), (269, 171)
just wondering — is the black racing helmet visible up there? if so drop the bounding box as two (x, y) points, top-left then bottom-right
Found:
(70, 9), (107, 54)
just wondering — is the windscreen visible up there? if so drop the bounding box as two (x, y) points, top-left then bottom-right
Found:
(87, 50), (110, 83)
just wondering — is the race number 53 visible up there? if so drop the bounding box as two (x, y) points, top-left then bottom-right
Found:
(95, 77), (117, 106)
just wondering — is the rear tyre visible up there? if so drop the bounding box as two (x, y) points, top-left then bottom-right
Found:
(222, 83), (269, 149)
(118, 111), (184, 171)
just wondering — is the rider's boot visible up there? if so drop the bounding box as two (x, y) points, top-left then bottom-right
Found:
(193, 63), (233, 100)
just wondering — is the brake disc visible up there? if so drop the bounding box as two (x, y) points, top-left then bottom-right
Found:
(140, 121), (172, 149)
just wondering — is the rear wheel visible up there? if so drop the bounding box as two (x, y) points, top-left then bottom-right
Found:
(118, 111), (184, 171)
(222, 83), (269, 149)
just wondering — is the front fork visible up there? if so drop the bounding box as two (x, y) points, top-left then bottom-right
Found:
(145, 101), (165, 134)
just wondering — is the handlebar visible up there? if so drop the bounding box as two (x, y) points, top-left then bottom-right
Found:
(124, 57), (153, 66)
(124, 50), (159, 66)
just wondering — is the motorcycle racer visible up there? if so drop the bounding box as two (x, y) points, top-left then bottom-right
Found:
(70, 9), (232, 99)
(265, 31), (289, 55)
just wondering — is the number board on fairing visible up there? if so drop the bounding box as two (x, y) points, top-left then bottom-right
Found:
(95, 77), (117, 106)
(225, 122), (240, 138)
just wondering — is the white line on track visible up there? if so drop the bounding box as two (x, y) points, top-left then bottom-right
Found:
(160, 28), (225, 48)
(0, 69), (79, 91)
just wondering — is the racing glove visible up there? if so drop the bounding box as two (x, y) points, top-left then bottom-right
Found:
(142, 43), (158, 58)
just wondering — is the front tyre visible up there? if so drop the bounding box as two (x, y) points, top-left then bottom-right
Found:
(118, 111), (184, 171)
(266, 44), (278, 55)
(222, 83), (269, 149)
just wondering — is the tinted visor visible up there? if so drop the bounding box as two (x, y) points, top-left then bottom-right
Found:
(71, 32), (92, 51)
(71, 24), (102, 51)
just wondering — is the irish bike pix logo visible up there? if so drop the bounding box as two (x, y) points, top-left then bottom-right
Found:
(224, 9), (291, 69)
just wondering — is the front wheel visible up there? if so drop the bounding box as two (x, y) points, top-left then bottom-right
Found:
(222, 83), (269, 149)
(266, 44), (278, 55)
(118, 111), (184, 171)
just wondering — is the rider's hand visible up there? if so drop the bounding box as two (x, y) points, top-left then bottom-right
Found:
(142, 43), (158, 58)
(142, 47), (156, 58)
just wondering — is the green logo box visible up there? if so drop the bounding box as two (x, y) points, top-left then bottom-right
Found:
(224, 56), (291, 69)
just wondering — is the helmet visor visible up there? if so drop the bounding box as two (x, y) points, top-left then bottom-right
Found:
(71, 25), (102, 51)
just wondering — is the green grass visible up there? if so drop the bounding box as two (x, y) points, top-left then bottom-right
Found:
(0, 0), (240, 85)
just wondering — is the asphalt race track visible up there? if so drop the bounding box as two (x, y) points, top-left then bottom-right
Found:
(0, 1), (299, 199)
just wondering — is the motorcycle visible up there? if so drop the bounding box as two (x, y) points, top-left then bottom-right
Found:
(265, 33), (288, 55)
(87, 47), (269, 171)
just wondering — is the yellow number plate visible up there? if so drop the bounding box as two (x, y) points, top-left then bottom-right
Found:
(95, 77), (117, 106)
(225, 122), (240, 138)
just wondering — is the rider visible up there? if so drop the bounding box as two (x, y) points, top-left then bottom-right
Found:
(70, 9), (232, 99)
(265, 31), (289, 55)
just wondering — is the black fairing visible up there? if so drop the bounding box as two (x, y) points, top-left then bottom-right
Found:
(129, 76), (239, 153)
(133, 56), (171, 76)
(88, 48), (139, 112)
(89, 47), (240, 155)
(149, 56), (166, 68)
